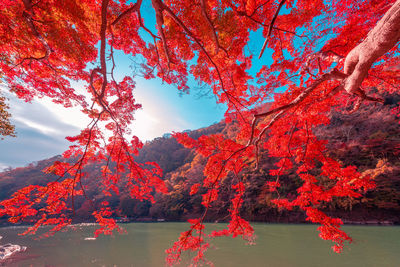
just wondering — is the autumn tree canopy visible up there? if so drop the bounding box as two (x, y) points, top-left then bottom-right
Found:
(0, 0), (399, 265)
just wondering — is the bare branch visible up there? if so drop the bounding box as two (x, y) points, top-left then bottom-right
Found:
(254, 110), (285, 146)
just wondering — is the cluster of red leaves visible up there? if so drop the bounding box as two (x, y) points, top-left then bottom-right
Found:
(92, 202), (125, 238)
(166, 220), (211, 266)
(0, 0), (399, 266)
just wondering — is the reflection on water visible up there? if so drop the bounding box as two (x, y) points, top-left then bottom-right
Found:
(0, 223), (399, 266)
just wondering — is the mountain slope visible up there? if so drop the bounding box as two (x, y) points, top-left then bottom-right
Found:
(0, 99), (399, 224)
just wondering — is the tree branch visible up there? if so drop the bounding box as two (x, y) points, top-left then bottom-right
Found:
(343, 0), (400, 94)
(200, 0), (223, 54)
(229, 3), (267, 27)
(98, 0), (109, 101)
(259, 0), (286, 58)
(151, 0), (173, 66)
(111, 0), (142, 26)
(21, 0), (51, 62)
(255, 69), (346, 119)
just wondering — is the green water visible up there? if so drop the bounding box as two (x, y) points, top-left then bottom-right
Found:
(0, 223), (399, 266)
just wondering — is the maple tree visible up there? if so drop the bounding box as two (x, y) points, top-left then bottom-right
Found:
(0, 0), (400, 265)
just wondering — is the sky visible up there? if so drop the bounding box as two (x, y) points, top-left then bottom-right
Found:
(0, 76), (227, 170)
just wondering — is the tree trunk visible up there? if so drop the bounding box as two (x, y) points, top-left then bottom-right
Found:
(344, 0), (400, 94)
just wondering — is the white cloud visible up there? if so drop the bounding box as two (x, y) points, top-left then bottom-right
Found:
(13, 116), (59, 135)
(36, 97), (91, 131)
(0, 92), (82, 168)
(130, 97), (192, 140)
(0, 162), (11, 172)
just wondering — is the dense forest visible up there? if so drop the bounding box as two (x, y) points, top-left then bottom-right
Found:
(1, 98), (399, 225)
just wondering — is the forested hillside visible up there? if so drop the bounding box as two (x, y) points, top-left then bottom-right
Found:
(1, 99), (399, 224)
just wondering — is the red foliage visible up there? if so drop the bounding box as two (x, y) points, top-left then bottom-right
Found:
(0, 0), (399, 265)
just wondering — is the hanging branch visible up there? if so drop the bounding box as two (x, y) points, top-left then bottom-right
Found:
(228, 1), (268, 27)
(112, 0), (142, 25)
(20, 0), (51, 63)
(273, 26), (310, 40)
(98, 0), (109, 101)
(111, 1), (163, 76)
(259, 0), (287, 58)
(112, 0), (159, 40)
(151, 0), (173, 67)
(200, 0), (227, 55)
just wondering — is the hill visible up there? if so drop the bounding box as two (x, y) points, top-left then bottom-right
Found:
(0, 99), (399, 224)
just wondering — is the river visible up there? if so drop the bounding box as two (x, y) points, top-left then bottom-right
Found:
(0, 223), (399, 266)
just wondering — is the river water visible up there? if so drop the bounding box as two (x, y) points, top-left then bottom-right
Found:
(0, 223), (399, 266)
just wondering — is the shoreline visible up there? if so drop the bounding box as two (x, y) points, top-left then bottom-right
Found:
(0, 219), (397, 229)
